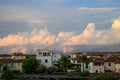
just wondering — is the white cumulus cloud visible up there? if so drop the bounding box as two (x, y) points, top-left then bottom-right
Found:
(0, 17), (120, 53)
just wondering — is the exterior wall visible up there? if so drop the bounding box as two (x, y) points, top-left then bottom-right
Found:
(80, 62), (93, 73)
(12, 56), (26, 60)
(52, 53), (62, 64)
(37, 56), (52, 68)
(70, 60), (78, 64)
(115, 63), (120, 73)
(85, 63), (93, 73)
(8, 63), (23, 72)
(36, 49), (53, 68)
(104, 62), (115, 71)
(70, 54), (77, 59)
(92, 62), (104, 73)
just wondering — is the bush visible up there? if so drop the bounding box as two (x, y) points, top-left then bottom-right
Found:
(104, 70), (113, 73)
(47, 67), (56, 74)
(11, 70), (22, 75)
(92, 73), (106, 80)
(92, 72), (117, 80)
(36, 64), (46, 74)
(74, 67), (81, 73)
(79, 70), (90, 77)
(54, 67), (62, 72)
(1, 70), (14, 80)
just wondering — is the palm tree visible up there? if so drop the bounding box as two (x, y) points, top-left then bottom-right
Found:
(58, 56), (71, 72)
(78, 55), (89, 72)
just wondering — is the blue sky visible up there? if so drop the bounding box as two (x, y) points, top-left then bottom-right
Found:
(0, 0), (120, 53)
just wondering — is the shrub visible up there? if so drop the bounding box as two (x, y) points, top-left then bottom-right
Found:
(1, 70), (14, 80)
(36, 64), (46, 74)
(79, 70), (90, 77)
(92, 72), (117, 80)
(47, 67), (56, 74)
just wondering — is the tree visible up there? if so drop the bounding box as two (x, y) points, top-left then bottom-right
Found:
(58, 56), (71, 72)
(78, 55), (89, 72)
(1, 70), (14, 80)
(22, 58), (39, 73)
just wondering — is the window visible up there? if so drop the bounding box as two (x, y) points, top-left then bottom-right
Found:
(39, 52), (42, 55)
(85, 64), (88, 68)
(73, 60), (75, 64)
(45, 59), (48, 63)
(38, 60), (41, 63)
(88, 66), (91, 70)
(95, 70), (98, 73)
(108, 63), (111, 66)
(11, 63), (14, 68)
(94, 62), (97, 66)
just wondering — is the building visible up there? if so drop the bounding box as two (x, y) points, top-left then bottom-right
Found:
(70, 52), (119, 73)
(0, 54), (11, 59)
(36, 49), (62, 68)
(0, 52), (36, 73)
(11, 53), (26, 60)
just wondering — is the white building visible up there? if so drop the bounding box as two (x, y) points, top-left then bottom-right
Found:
(36, 49), (62, 68)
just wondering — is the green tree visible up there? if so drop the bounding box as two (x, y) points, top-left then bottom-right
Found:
(1, 70), (14, 80)
(22, 58), (39, 73)
(58, 56), (71, 72)
(78, 55), (89, 72)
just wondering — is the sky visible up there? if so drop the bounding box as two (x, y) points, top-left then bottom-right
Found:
(0, 0), (120, 54)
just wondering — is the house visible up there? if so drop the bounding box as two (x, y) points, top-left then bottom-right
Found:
(0, 58), (24, 72)
(70, 52), (117, 73)
(0, 54), (11, 59)
(0, 52), (36, 72)
(7, 59), (24, 72)
(52, 52), (62, 65)
(36, 49), (62, 68)
(11, 53), (26, 60)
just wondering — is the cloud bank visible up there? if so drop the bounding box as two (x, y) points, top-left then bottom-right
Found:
(78, 7), (119, 13)
(0, 17), (120, 53)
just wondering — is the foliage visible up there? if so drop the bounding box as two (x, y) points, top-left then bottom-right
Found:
(91, 72), (117, 80)
(35, 64), (46, 74)
(104, 70), (113, 73)
(22, 58), (39, 73)
(1, 70), (14, 80)
(58, 56), (72, 72)
(79, 70), (90, 77)
(78, 55), (89, 72)
(12, 70), (22, 75)
(74, 67), (81, 73)
(47, 66), (56, 74)
(92, 73), (106, 80)
(54, 67), (62, 72)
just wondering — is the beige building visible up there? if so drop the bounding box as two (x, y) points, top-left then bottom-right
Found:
(36, 49), (62, 68)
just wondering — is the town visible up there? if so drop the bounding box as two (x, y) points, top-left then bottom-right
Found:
(0, 49), (120, 80)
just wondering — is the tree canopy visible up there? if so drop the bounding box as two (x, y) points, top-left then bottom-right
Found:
(22, 58), (39, 73)
(58, 56), (71, 72)
(78, 55), (89, 72)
